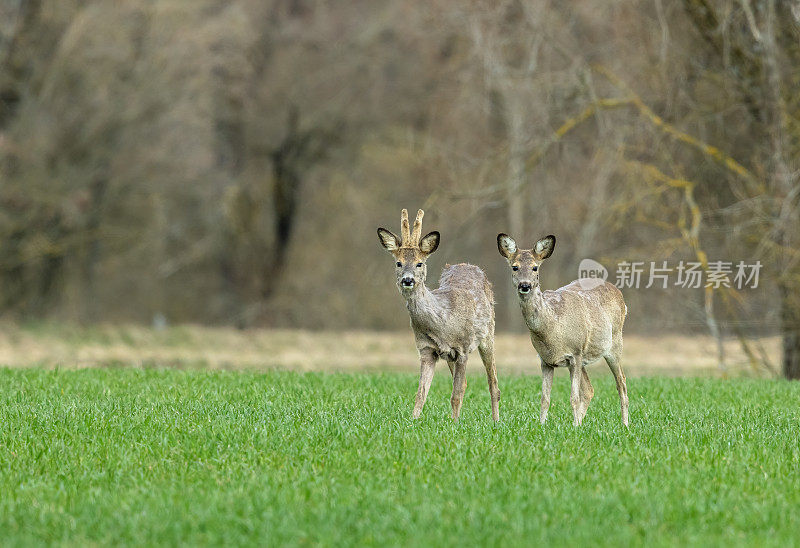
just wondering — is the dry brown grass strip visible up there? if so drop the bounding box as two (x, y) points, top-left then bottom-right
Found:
(0, 323), (780, 377)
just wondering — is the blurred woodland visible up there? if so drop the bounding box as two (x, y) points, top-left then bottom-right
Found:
(0, 1), (798, 377)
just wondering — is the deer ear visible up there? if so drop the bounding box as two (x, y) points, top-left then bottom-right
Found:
(497, 233), (517, 258)
(419, 231), (440, 254)
(534, 235), (556, 260)
(377, 228), (401, 251)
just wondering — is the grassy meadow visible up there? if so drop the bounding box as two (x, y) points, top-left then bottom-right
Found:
(1, 362), (799, 546)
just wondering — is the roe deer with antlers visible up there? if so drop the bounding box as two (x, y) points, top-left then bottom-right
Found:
(497, 233), (628, 426)
(377, 209), (500, 422)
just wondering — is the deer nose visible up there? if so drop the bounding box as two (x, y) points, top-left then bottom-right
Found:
(401, 276), (415, 287)
(518, 282), (531, 294)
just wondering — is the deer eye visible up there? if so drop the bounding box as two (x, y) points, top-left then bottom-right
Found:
(396, 261), (402, 267)
(416, 263), (423, 268)
(512, 265), (519, 271)
(532, 266), (538, 271)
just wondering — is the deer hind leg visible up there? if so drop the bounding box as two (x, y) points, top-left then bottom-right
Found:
(605, 347), (629, 427)
(478, 340), (500, 423)
(578, 367), (594, 423)
(540, 361), (554, 424)
(450, 355), (468, 421)
(412, 349), (437, 419)
(568, 356), (584, 426)
(445, 357), (464, 390)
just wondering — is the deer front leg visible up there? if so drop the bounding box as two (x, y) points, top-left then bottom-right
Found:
(540, 361), (554, 424)
(445, 357), (464, 388)
(568, 356), (584, 426)
(412, 349), (437, 419)
(450, 355), (468, 421)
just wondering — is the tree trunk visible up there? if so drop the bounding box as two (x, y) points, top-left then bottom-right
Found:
(781, 292), (800, 380)
(81, 177), (108, 322)
(761, 0), (800, 379)
(0, 0), (42, 128)
(505, 92), (525, 331)
(780, 282), (800, 379)
(263, 108), (303, 301)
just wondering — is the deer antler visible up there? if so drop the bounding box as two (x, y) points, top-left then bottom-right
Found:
(411, 209), (424, 246)
(400, 209), (411, 246)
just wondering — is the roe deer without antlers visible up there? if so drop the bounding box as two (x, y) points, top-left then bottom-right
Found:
(497, 233), (629, 426)
(377, 209), (500, 422)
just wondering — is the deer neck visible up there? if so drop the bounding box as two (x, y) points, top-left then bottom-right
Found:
(519, 286), (553, 333)
(404, 282), (445, 325)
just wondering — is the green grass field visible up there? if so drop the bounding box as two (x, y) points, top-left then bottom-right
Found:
(1, 368), (799, 546)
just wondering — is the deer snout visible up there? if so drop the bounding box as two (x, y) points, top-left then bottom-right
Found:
(518, 282), (532, 294)
(400, 276), (415, 288)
